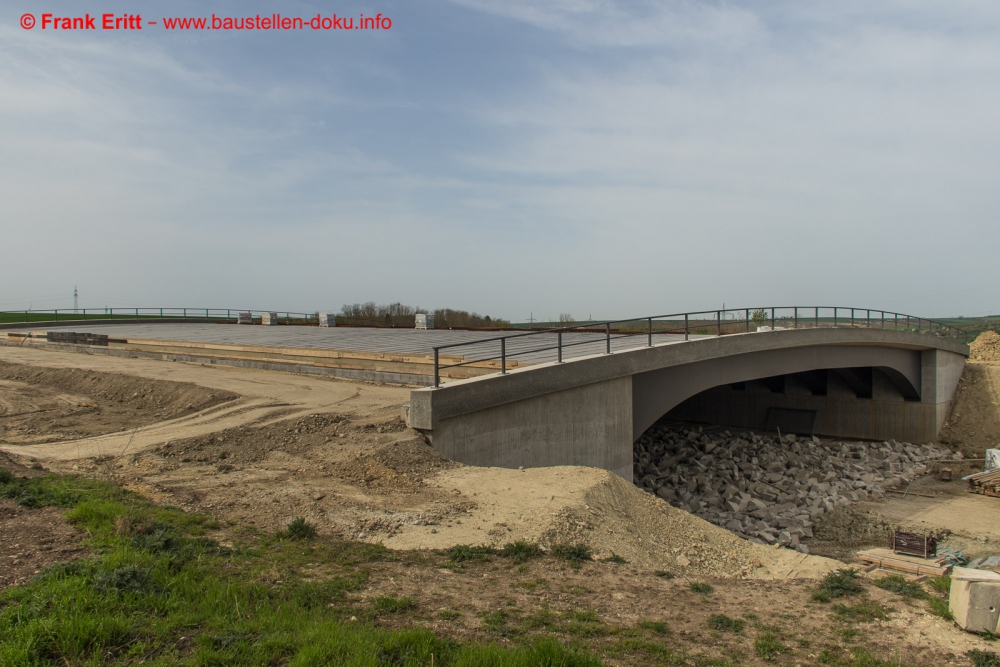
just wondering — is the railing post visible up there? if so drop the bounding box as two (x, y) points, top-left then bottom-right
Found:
(434, 348), (440, 387)
(558, 331), (563, 362)
(647, 318), (652, 346)
(135, 308), (139, 321)
(770, 308), (775, 329)
(815, 307), (819, 329)
(605, 323), (611, 354)
(501, 338), (507, 373)
(867, 309), (871, 328)
(881, 312), (884, 329)
(851, 308), (855, 327)
(794, 307), (798, 329)
(183, 308), (187, 318)
(834, 308), (838, 327)
(54, 309), (57, 321)
(716, 311), (721, 336)
(227, 309), (231, 320)
(745, 309), (749, 333)
(160, 308), (163, 318)
(684, 314), (689, 341)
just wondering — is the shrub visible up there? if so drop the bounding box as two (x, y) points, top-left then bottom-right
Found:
(813, 569), (864, 602)
(285, 517), (317, 540)
(654, 570), (675, 579)
(970, 649), (1000, 667)
(689, 582), (714, 594)
(0, 469), (14, 484)
(601, 553), (627, 564)
(448, 544), (494, 563)
(500, 540), (541, 562)
(876, 574), (928, 599)
(551, 544), (592, 562)
(708, 614), (744, 632)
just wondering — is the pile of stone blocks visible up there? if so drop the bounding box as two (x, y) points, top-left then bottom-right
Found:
(633, 425), (948, 553)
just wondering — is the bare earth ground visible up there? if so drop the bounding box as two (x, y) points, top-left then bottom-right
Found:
(4, 345), (1000, 664)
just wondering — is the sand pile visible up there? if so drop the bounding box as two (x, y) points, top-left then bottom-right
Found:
(971, 331), (1000, 362)
(383, 465), (841, 579)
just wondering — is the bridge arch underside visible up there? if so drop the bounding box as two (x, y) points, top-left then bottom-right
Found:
(632, 344), (950, 445)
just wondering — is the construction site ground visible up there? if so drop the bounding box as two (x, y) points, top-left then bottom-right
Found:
(3, 343), (1000, 665)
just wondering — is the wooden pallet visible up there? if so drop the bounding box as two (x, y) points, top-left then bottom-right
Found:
(856, 548), (951, 577)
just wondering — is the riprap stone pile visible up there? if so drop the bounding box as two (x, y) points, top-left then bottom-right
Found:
(633, 425), (948, 553)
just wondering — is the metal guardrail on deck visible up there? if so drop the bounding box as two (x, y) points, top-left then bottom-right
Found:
(0, 308), (316, 325)
(430, 307), (967, 387)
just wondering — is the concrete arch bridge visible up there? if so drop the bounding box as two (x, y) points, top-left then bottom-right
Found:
(406, 310), (969, 481)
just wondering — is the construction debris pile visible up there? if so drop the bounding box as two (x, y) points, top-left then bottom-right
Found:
(633, 425), (949, 553)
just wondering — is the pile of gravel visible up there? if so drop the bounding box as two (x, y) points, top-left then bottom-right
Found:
(633, 425), (949, 553)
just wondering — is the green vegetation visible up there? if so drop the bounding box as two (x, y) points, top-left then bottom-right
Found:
(500, 541), (541, 562)
(875, 575), (927, 599)
(283, 516), (317, 540)
(926, 575), (951, 596)
(447, 544), (495, 563)
(927, 597), (953, 620)
(551, 544), (592, 563)
(818, 646), (915, 666)
(813, 569), (865, 602)
(637, 620), (669, 635)
(689, 582), (714, 594)
(754, 631), (786, 661)
(707, 614), (744, 632)
(653, 570), (675, 579)
(970, 649), (1000, 667)
(0, 472), (602, 666)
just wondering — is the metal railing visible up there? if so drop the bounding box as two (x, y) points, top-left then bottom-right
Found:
(0, 308), (318, 325)
(430, 306), (967, 387)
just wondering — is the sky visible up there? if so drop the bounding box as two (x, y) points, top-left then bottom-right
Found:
(2, 1), (999, 321)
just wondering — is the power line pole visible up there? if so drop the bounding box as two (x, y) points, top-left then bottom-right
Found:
(73, 286), (78, 314)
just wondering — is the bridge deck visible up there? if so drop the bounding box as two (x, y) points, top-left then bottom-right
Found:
(4, 323), (698, 366)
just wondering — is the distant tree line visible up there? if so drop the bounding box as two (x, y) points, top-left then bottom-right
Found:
(337, 302), (510, 328)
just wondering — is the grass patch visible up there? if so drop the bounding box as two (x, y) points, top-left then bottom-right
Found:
(754, 631), (786, 661)
(438, 609), (462, 621)
(500, 540), (541, 562)
(689, 582), (714, 594)
(707, 614), (744, 632)
(971, 649), (1000, 667)
(0, 472), (605, 666)
(875, 575), (928, 599)
(371, 595), (415, 615)
(513, 577), (546, 591)
(833, 601), (889, 623)
(637, 620), (669, 634)
(814, 569), (864, 602)
(551, 543), (592, 563)
(927, 575), (951, 596)
(447, 544), (495, 563)
(927, 596), (954, 621)
(653, 570), (675, 579)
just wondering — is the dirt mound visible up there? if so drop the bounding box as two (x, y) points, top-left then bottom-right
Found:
(970, 330), (1000, 361)
(938, 362), (1000, 456)
(338, 439), (458, 493)
(384, 466), (842, 579)
(0, 361), (236, 445)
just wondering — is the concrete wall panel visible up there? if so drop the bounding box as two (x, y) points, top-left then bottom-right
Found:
(428, 377), (633, 480)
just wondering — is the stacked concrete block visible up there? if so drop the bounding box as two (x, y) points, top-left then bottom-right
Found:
(415, 313), (434, 330)
(318, 313), (336, 327)
(633, 425), (949, 553)
(261, 312), (278, 326)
